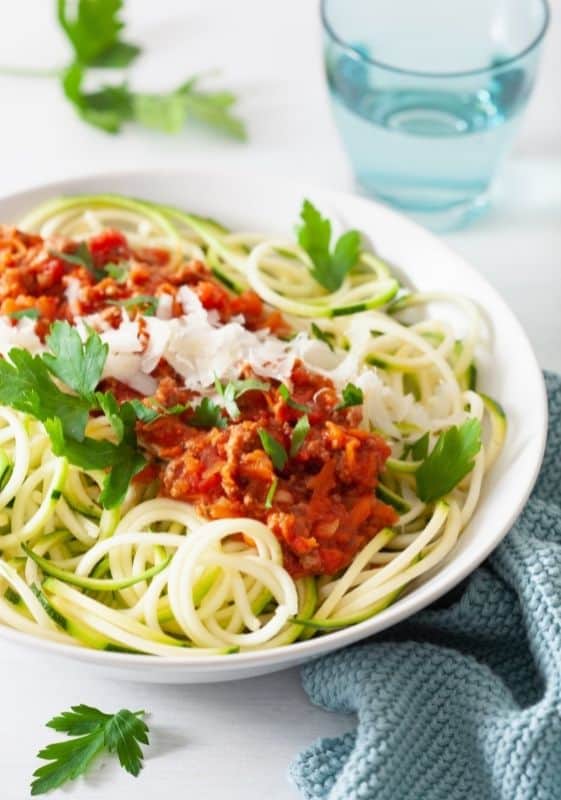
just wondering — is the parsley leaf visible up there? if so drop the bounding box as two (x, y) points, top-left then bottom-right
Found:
(133, 78), (246, 139)
(7, 308), (39, 320)
(46, 704), (113, 735)
(95, 391), (125, 439)
(127, 399), (161, 424)
(57, 0), (140, 68)
(297, 200), (361, 292)
(31, 704), (148, 795)
(404, 432), (430, 461)
(99, 444), (146, 509)
(0, 349), (90, 441)
(98, 399), (147, 507)
(31, 728), (105, 796)
(111, 295), (159, 316)
(278, 384), (308, 412)
(104, 261), (129, 282)
(62, 63), (134, 134)
(258, 429), (288, 471)
(335, 383), (364, 411)
(190, 398), (226, 430)
(61, 66), (246, 139)
(104, 708), (149, 777)
(44, 321), (108, 401)
(290, 414), (310, 457)
(45, 409), (146, 509)
(92, 41), (141, 69)
(50, 242), (105, 281)
(45, 418), (118, 470)
(167, 404), (189, 415)
(310, 322), (335, 352)
(126, 399), (189, 424)
(215, 376), (270, 420)
(214, 378), (239, 420)
(415, 420), (482, 503)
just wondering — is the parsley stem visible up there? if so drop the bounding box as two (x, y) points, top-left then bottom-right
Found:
(0, 65), (61, 79)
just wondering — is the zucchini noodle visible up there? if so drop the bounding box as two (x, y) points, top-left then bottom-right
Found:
(0, 194), (507, 656)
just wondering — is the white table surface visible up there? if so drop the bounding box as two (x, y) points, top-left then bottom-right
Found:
(1, 2), (560, 798)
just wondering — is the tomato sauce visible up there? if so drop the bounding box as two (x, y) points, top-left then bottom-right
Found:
(0, 226), (284, 335)
(0, 225), (397, 577)
(138, 363), (397, 578)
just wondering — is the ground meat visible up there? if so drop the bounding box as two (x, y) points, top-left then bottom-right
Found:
(1, 224), (397, 578)
(139, 372), (397, 578)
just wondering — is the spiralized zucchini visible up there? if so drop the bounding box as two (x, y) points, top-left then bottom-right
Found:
(0, 194), (507, 656)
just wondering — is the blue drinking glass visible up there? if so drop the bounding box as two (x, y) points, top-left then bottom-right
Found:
(321, 0), (550, 230)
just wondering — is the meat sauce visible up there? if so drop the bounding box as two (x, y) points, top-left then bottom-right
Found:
(0, 226), (284, 336)
(0, 226), (397, 577)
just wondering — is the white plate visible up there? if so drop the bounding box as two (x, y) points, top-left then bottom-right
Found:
(0, 167), (547, 683)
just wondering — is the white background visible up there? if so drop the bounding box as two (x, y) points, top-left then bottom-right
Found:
(1, 2), (560, 798)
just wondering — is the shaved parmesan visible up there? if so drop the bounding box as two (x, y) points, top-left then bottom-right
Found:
(0, 318), (43, 357)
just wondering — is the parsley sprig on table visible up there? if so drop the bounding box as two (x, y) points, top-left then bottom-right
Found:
(1, 0), (246, 139)
(215, 376), (270, 420)
(57, 0), (140, 69)
(297, 200), (361, 292)
(31, 704), (149, 795)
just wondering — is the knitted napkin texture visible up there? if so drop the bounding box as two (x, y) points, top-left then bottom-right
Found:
(291, 372), (561, 800)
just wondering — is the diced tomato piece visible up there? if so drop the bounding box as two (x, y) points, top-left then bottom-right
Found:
(88, 229), (130, 266)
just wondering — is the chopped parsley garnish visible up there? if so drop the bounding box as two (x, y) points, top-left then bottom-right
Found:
(126, 399), (160, 424)
(167, 403), (189, 416)
(189, 397), (226, 430)
(126, 401), (189, 425)
(258, 429), (288, 471)
(290, 414), (310, 457)
(415, 420), (482, 503)
(335, 383), (364, 411)
(30, 704), (149, 796)
(111, 295), (159, 317)
(126, 399), (188, 424)
(7, 308), (39, 320)
(264, 477), (278, 509)
(310, 322), (335, 352)
(297, 200), (361, 292)
(104, 261), (129, 282)
(215, 376), (270, 420)
(278, 383), (308, 412)
(50, 243), (104, 281)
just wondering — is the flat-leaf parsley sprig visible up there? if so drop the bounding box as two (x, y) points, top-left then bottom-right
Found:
(31, 704), (149, 795)
(0, 0), (246, 139)
(297, 200), (361, 292)
(0, 321), (148, 508)
(415, 419), (482, 502)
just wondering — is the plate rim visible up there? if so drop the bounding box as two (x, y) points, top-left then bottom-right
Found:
(0, 166), (548, 672)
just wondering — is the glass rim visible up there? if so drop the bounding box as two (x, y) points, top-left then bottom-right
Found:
(320, 0), (550, 79)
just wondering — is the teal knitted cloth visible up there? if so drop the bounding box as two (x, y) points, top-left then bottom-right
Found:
(291, 372), (560, 800)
